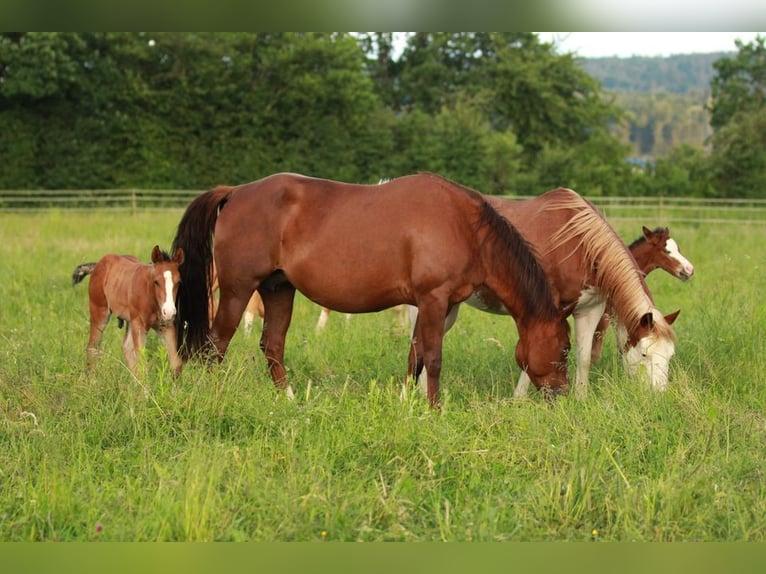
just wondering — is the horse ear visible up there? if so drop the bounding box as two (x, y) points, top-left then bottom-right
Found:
(640, 312), (654, 329)
(642, 226), (651, 238)
(664, 309), (680, 325)
(174, 247), (185, 265)
(151, 245), (162, 263)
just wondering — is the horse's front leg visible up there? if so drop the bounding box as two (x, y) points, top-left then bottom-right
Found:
(158, 324), (182, 376)
(258, 285), (297, 398)
(573, 300), (606, 399)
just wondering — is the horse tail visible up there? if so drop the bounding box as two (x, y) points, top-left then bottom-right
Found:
(171, 185), (236, 359)
(71, 263), (97, 286)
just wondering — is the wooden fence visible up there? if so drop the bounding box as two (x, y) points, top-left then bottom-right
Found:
(1, 189), (765, 224)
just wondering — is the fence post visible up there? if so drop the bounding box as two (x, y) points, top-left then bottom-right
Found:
(131, 190), (137, 215)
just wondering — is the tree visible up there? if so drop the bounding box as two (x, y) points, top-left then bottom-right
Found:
(707, 36), (766, 198)
(708, 35), (766, 130)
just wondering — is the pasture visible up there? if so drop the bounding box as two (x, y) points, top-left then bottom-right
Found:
(1, 205), (765, 541)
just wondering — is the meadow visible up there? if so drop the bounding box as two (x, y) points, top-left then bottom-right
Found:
(0, 206), (765, 542)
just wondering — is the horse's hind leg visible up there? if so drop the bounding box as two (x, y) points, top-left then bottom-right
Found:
(210, 288), (253, 360)
(86, 304), (110, 372)
(122, 322), (147, 376)
(258, 285), (297, 398)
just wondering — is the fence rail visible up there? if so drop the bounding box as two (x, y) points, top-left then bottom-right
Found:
(1, 189), (766, 223)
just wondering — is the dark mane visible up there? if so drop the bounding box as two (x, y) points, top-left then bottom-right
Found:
(153, 249), (173, 262)
(478, 201), (560, 321)
(420, 171), (558, 321)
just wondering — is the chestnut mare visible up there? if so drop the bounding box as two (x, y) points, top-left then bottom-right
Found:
(72, 245), (184, 376)
(589, 226), (694, 365)
(412, 188), (679, 399)
(170, 172), (571, 407)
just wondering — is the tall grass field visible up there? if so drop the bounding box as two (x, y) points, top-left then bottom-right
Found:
(1, 205), (764, 542)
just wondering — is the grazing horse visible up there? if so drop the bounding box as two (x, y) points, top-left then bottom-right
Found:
(412, 188), (679, 399)
(171, 172), (571, 407)
(72, 246), (184, 376)
(589, 226), (694, 364)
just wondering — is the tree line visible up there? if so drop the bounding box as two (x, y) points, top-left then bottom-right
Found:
(1, 32), (764, 198)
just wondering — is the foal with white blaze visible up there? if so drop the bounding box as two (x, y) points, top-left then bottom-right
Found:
(72, 245), (184, 376)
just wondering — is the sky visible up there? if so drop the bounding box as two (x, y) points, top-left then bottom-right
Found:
(536, 32), (763, 59)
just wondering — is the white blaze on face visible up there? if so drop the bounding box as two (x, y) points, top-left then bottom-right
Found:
(616, 316), (676, 391)
(160, 270), (177, 321)
(666, 238), (695, 278)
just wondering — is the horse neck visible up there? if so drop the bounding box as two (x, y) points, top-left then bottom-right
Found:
(545, 197), (655, 334)
(627, 238), (655, 275)
(476, 205), (558, 327)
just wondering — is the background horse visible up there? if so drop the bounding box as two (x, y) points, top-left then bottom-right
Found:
(589, 225), (694, 364)
(72, 245), (184, 376)
(411, 188), (678, 399)
(171, 172), (571, 407)
(314, 304), (408, 333)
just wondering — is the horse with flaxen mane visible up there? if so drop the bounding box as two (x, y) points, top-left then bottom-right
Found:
(72, 245), (184, 376)
(588, 225), (694, 365)
(171, 172), (571, 407)
(411, 189), (679, 399)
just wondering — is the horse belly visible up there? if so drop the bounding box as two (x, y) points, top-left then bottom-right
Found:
(464, 289), (509, 315)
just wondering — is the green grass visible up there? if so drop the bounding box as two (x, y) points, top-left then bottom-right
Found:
(1, 209), (765, 541)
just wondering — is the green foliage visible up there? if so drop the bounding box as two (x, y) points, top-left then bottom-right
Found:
(582, 53), (730, 95)
(709, 36), (766, 130)
(0, 32), (629, 196)
(707, 108), (766, 198)
(706, 35), (766, 198)
(2, 33), (766, 197)
(648, 145), (714, 197)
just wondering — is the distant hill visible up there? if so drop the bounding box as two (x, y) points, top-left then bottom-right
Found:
(577, 53), (738, 157)
(580, 52), (734, 94)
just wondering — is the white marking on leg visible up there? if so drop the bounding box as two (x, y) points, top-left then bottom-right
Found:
(315, 308), (330, 332)
(573, 290), (607, 399)
(243, 311), (254, 336)
(513, 371), (532, 397)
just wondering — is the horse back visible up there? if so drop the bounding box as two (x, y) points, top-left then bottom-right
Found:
(212, 172), (489, 310)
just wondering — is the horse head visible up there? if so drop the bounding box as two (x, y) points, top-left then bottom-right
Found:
(616, 308), (680, 391)
(151, 245), (184, 324)
(515, 310), (572, 396)
(641, 226), (695, 281)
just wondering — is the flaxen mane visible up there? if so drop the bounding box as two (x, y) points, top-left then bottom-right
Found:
(542, 189), (675, 340)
